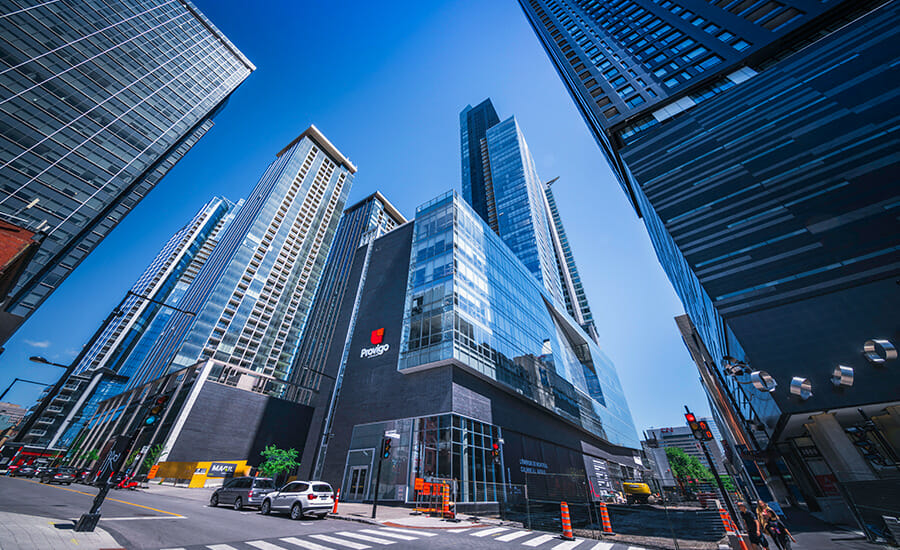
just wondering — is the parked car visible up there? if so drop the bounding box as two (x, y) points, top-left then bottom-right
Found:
(39, 467), (76, 485)
(12, 465), (36, 477)
(210, 477), (276, 510)
(260, 481), (334, 520)
(74, 469), (93, 484)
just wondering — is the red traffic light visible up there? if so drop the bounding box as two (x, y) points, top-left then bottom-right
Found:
(492, 443), (499, 451)
(685, 413), (696, 423)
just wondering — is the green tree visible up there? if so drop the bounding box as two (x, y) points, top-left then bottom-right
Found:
(83, 449), (100, 463)
(258, 445), (299, 481)
(665, 446), (714, 495)
(141, 444), (165, 472)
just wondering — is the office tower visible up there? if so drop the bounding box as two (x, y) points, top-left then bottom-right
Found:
(134, 126), (356, 385)
(460, 99), (598, 338)
(18, 197), (239, 449)
(519, 0), (899, 525)
(645, 422), (727, 475)
(300, 190), (640, 503)
(286, 192), (406, 475)
(0, 0), (254, 345)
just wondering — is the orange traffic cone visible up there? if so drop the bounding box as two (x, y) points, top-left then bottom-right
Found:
(560, 501), (574, 540)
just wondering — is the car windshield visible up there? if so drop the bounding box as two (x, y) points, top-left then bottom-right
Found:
(313, 484), (332, 493)
(253, 479), (275, 489)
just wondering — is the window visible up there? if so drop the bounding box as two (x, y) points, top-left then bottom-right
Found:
(618, 85), (635, 97)
(603, 106), (619, 118)
(692, 16), (706, 26)
(609, 75), (627, 86)
(698, 55), (723, 69)
(664, 77), (679, 87)
(718, 30), (735, 42)
(733, 39), (752, 51)
(626, 95), (646, 107)
(704, 23), (720, 34)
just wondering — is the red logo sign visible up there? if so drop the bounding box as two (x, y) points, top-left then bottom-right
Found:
(371, 328), (384, 345)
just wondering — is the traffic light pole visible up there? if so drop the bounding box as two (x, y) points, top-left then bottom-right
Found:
(699, 433), (739, 528)
(371, 456), (383, 519)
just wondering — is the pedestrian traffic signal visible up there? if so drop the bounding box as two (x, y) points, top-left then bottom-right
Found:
(381, 437), (392, 459)
(491, 442), (500, 464)
(144, 394), (170, 426)
(697, 420), (714, 442)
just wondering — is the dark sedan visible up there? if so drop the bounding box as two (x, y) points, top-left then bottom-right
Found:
(39, 467), (76, 485)
(12, 465), (36, 477)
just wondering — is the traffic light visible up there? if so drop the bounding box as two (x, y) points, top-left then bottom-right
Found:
(144, 394), (170, 427)
(381, 437), (392, 459)
(685, 412), (704, 440)
(491, 442), (500, 464)
(697, 420), (714, 442)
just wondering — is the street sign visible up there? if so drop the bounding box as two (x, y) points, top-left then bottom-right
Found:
(384, 430), (400, 439)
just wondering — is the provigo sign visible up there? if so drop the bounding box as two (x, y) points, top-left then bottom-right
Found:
(361, 328), (390, 358)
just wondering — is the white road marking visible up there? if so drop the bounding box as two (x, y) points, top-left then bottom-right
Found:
(159, 548), (186, 550)
(471, 527), (509, 537)
(336, 532), (396, 545)
(587, 542), (614, 550)
(246, 541), (288, 550)
(551, 540), (583, 549)
(523, 534), (556, 546)
(280, 538), (332, 550)
(379, 527), (438, 537)
(96, 515), (186, 521)
(207, 545), (239, 550)
(310, 534), (370, 549)
(496, 530), (532, 542)
(360, 529), (417, 541)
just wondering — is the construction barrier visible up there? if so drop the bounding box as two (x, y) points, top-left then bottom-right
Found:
(560, 501), (574, 540)
(598, 501), (615, 535)
(332, 488), (340, 514)
(414, 477), (453, 516)
(441, 484), (451, 518)
(718, 508), (749, 550)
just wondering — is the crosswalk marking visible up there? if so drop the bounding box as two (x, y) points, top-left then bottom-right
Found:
(280, 537), (333, 550)
(207, 545), (239, 550)
(359, 529), (417, 541)
(160, 548), (186, 550)
(335, 531), (396, 545)
(496, 530), (532, 542)
(309, 534), (370, 549)
(587, 542), (614, 550)
(379, 527), (438, 537)
(523, 534), (556, 547)
(472, 527), (509, 537)
(551, 540), (583, 549)
(246, 541), (288, 550)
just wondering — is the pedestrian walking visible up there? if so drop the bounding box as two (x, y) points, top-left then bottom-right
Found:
(764, 509), (796, 550)
(738, 501), (766, 550)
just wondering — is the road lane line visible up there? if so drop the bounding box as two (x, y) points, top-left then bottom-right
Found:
(471, 527), (508, 537)
(497, 530), (532, 541)
(551, 540), (583, 549)
(523, 534), (556, 546)
(97, 515), (187, 521)
(336, 532), (396, 545)
(378, 527), (437, 537)
(22, 478), (182, 516)
(360, 529), (417, 541)
(246, 541), (289, 550)
(310, 534), (370, 549)
(280, 537), (333, 550)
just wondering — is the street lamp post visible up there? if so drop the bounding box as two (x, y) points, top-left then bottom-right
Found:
(0, 377), (48, 402)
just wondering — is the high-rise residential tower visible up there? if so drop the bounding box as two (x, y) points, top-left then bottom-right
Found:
(460, 99), (598, 339)
(0, 0), (254, 345)
(18, 197), (238, 449)
(519, 0), (899, 526)
(134, 126), (356, 386)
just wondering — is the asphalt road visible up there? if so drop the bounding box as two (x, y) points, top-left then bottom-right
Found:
(5, 476), (611, 550)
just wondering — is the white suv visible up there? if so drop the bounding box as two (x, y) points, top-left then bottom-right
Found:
(260, 481), (334, 520)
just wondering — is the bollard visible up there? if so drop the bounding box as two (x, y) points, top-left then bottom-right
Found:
(560, 501), (574, 540)
(598, 501), (615, 536)
(718, 508), (749, 550)
(332, 488), (340, 514)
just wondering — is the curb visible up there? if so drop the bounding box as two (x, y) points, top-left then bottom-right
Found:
(330, 514), (383, 526)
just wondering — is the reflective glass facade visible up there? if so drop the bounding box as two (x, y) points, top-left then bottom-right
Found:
(133, 127), (356, 385)
(399, 192), (639, 449)
(0, 0), (254, 344)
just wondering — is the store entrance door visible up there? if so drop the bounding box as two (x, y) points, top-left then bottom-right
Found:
(347, 465), (369, 501)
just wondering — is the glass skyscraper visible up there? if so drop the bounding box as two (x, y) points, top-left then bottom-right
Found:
(519, 0), (899, 525)
(0, 0), (254, 345)
(134, 126), (356, 386)
(460, 99), (598, 339)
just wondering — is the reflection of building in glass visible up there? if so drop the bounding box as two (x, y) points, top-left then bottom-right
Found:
(300, 190), (640, 506)
(460, 100), (597, 340)
(22, 197), (239, 449)
(0, 0), (254, 345)
(519, 0), (900, 527)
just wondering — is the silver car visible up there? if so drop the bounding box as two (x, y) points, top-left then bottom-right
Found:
(260, 481), (334, 520)
(210, 477), (276, 510)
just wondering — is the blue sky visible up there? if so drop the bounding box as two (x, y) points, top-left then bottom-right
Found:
(0, 0), (711, 434)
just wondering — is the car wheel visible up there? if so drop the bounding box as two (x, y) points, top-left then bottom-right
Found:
(261, 500), (271, 515)
(233, 497), (243, 511)
(290, 503), (302, 520)
(210, 493), (219, 507)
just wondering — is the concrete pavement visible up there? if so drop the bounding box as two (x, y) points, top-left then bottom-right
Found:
(0, 510), (123, 550)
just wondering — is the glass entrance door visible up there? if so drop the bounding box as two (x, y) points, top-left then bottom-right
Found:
(347, 466), (369, 501)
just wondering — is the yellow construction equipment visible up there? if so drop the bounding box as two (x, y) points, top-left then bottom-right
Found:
(622, 482), (652, 504)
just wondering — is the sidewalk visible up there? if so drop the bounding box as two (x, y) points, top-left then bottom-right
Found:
(0, 511), (123, 550)
(331, 501), (503, 529)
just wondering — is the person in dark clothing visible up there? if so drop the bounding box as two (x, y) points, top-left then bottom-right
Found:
(764, 509), (796, 550)
(738, 501), (767, 550)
